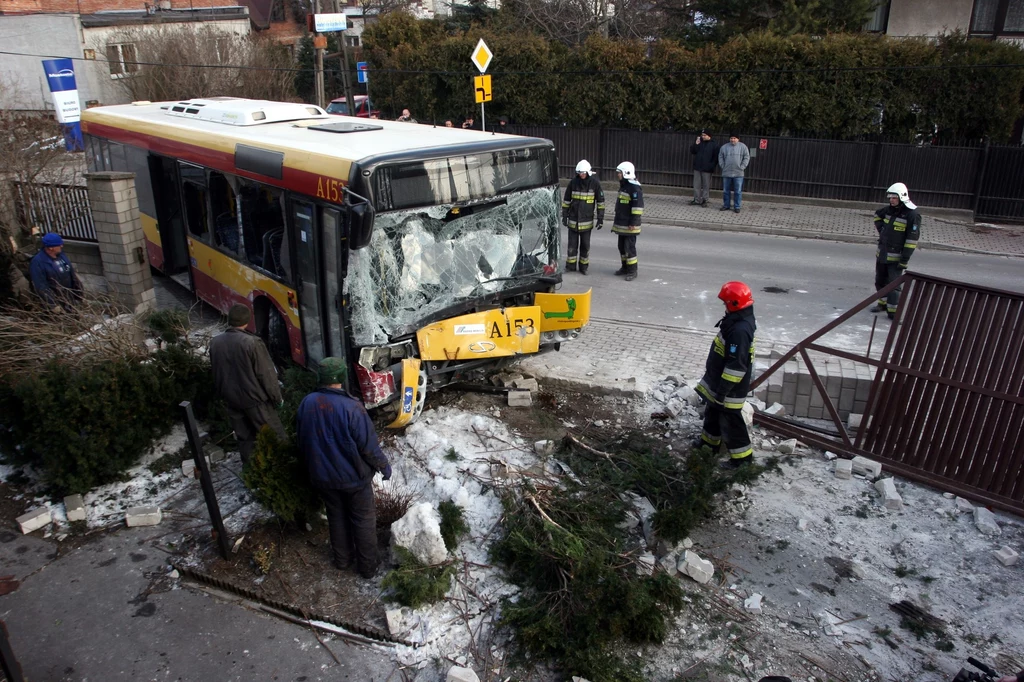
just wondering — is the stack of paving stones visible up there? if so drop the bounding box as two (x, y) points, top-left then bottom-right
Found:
(756, 354), (873, 421)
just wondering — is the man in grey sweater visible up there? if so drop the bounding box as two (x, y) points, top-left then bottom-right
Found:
(209, 304), (286, 466)
(718, 135), (750, 213)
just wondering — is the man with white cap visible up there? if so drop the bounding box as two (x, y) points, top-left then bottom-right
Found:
(873, 182), (921, 320)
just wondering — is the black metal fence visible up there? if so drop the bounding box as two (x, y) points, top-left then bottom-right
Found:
(509, 126), (1024, 222)
(12, 181), (96, 242)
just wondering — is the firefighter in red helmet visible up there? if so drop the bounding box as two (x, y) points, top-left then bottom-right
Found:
(695, 281), (757, 468)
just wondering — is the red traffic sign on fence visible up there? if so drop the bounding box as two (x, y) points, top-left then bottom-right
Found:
(759, 139), (768, 150)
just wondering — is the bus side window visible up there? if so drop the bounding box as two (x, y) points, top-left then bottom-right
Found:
(239, 179), (290, 283)
(208, 171), (239, 255)
(179, 163), (209, 240)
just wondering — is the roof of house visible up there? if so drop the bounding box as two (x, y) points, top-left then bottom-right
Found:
(80, 5), (248, 27)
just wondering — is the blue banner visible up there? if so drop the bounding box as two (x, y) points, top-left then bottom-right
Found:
(41, 58), (83, 152)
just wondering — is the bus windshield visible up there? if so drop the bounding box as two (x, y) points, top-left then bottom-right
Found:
(346, 185), (560, 346)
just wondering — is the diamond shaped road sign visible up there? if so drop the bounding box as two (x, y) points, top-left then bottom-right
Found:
(471, 39), (493, 74)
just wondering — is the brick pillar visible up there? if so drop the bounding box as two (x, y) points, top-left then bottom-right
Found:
(85, 171), (156, 314)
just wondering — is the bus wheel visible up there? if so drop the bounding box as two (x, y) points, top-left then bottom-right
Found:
(264, 307), (291, 363)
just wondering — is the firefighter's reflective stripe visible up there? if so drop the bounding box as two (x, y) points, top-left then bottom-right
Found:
(722, 367), (745, 383)
(701, 431), (721, 447)
(722, 397), (746, 410)
(729, 444), (754, 459)
(612, 225), (641, 234)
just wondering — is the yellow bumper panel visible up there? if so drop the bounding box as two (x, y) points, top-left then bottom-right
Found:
(386, 358), (424, 429)
(416, 307), (542, 361)
(536, 289), (591, 332)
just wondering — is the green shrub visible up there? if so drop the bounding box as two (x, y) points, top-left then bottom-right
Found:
(382, 546), (455, 608)
(144, 308), (190, 345)
(438, 499), (469, 551)
(0, 345), (215, 494)
(242, 424), (321, 525)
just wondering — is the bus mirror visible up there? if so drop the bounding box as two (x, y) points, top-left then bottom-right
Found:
(347, 200), (375, 250)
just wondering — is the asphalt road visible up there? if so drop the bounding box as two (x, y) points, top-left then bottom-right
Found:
(568, 224), (1024, 351)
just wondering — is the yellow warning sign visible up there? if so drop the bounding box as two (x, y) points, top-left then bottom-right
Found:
(474, 75), (492, 104)
(470, 39), (493, 74)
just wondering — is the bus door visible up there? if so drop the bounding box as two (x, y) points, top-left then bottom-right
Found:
(149, 155), (190, 288)
(178, 162), (222, 309)
(291, 199), (346, 367)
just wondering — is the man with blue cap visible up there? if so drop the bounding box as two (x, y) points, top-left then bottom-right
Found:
(297, 357), (391, 579)
(29, 232), (82, 310)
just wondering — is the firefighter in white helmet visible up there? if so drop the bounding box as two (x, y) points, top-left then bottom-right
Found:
(611, 161), (644, 281)
(561, 159), (605, 275)
(873, 182), (921, 320)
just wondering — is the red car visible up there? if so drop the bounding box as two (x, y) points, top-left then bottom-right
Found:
(325, 95), (379, 118)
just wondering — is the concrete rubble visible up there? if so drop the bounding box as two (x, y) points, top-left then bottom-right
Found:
(64, 494), (86, 523)
(679, 550), (715, 584)
(873, 478), (903, 511)
(744, 593), (764, 614)
(776, 438), (799, 455)
(973, 507), (1001, 536)
(507, 389), (532, 407)
(955, 496), (974, 513)
(994, 546), (1018, 566)
(16, 507), (52, 534)
(834, 459), (853, 479)
(125, 506), (162, 527)
(533, 439), (556, 457)
(447, 665), (481, 682)
(391, 502), (449, 565)
(850, 456), (882, 479)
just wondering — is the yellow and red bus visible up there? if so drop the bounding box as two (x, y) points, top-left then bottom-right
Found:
(80, 98), (590, 426)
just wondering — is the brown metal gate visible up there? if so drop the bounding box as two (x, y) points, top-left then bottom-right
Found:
(751, 272), (1024, 515)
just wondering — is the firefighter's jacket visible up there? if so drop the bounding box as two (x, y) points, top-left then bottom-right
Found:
(873, 204), (920, 265)
(561, 174), (605, 231)
(611, 179), (643, 234)
(696, 307), (756, 411)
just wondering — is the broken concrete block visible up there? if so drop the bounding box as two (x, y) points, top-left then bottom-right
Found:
(834, 459), (853, 480)
(763, 402), (786, 416)
(797, 518), (809, 531)
(749, 398), (766, 412)
(447, 666), (480, 682)
(617, 509), (641, 531)
(385, 608), (407, 636)
(744, 593), (763, 614)
(851, 456), (882, 479)
(203, 443), (226, 463)
(658, 553), (679, 575)
(682, 537), (693, 549)
(673, 384), (699, 405)
(64, 494), (86, 523)
(391, 502), (448, 565)
(974, 507), (1001, 536)
(824, 451), (838, 461)
(16, 507), (52, 534)
(534, 440), (556, 457)
(494, 372), (523, 387)
(507, 389), (532, 407)
(182, 459), (197, 477)
(512, 377), (539, 393)
(125, 506), (162, 527)
(632, 496), (658, 549)
(955, 496), (974, 513)
(741, 401), (754, 427)
(777, 438), (798, 455)
(679, 550), (715, 585)
(847, 413), (863, 430)
(994, 546), (1018, 566)
(636, 552), (656, 576)
(874, 478), (903, 511)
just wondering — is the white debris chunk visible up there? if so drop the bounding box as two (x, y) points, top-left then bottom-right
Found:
(834, 459), (853, 479)
(874, 478), (903, 511)
(679, 550), (715, 584)
(851, 456), (882, 478)
(994, 546), (1018, 566)
(974, 507), (1001, 536)
(777, 438), (798, 455)
(744, 593), (764, 614)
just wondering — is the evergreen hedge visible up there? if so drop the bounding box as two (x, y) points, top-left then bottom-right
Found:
(362, 19), (1024, 142)
(0, 345), (216, 495)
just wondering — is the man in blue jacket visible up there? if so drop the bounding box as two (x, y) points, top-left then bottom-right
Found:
(297, 357), (392, 578)
(29, 232), (82, 310)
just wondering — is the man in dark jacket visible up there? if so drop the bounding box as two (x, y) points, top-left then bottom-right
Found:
(873, 182), (921, 320)
(689, 129), (720, 207)
(209, 304), (285, 466)
(695, 281), (757, 469)
(611, 161), (644, 282)
(29, 232), (82, 310)
(561, 159), (605, 275)
(297, 357), (392, 578)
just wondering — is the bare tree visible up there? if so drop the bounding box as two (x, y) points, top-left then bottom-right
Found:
(101, 25), (297, 103)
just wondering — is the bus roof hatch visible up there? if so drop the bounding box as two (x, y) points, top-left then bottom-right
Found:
(161, 98), (326, 126)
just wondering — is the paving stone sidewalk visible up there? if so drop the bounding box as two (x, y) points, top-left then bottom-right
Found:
(641, 193), (1024, 257)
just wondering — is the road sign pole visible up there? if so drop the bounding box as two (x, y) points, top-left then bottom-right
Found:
(481, 102), (485, 133)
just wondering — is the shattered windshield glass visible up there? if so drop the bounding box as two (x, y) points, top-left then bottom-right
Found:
(346, 186), (561, 346)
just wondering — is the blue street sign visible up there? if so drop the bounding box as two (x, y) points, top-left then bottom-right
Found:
(41, 58), (83, 151)
(357, 62), (368, 84)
